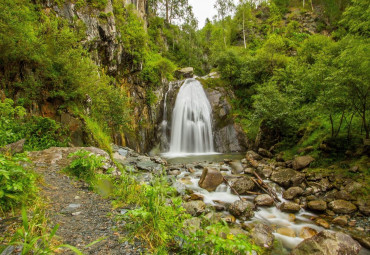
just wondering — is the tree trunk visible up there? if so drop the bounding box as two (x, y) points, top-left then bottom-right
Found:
(330, 114), (334, 137)
(165, 0), (169, 23)
(335, 110), (345, 137)
(242, 9), (246, 49)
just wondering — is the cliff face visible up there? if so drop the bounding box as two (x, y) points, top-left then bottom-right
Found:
(40, 0), (164, 152)
(45, 0), (147, 76)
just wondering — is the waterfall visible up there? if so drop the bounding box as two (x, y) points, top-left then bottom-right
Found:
(168, 78), (215, 154)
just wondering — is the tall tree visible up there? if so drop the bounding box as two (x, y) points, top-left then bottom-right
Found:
(214, 0), (235, 47)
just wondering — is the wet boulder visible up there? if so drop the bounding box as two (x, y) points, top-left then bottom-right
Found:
(307, 200), (327, 212)
(280, 202), (301, 213)
(332, 215), (348, 226)
(328, 200), (357, 214)
(198, 167), (224, 192)
(292, 156), (315, 170)
(270, 168), (305, 188)
(229, 200), (255, 220)
(230, 176), (255, 195)
(283, 186), (304, 200)
(277, 227), (296, 237)
(299, 227), (318, 239)
(254, 194), (274, 207)
(291, 230), (361, 255)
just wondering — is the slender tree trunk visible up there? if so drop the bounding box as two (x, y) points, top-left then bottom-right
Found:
(330, 114), (334, 137)
(165, 0), (169, 23)
(310, 0), (314, 11)
(335, 110), (345, 137)
(303, 0), (305, 8)
(242, 9), (246, 49)
(347, 112), (354, 142)
(363, 107), (369, 139)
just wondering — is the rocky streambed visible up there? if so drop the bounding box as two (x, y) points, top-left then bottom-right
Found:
(114, 147), (370, 255)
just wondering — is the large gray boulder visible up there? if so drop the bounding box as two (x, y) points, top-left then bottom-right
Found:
(283, 186), (304, 200)
(270, 168), (305, 188)
(198, 167), (224, 192)
(175, 67), (194, 79)
(328, 200), (357, 214)
(291, 230), (361, 255)
(292, 156), (315, 170)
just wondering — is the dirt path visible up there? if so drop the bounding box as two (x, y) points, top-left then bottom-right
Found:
(29, 147), (143, 255)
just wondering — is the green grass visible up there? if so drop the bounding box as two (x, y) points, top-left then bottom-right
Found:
(83, 115), (113, 155)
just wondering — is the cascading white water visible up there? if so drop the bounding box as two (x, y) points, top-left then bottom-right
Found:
(168, 78), (215, 154)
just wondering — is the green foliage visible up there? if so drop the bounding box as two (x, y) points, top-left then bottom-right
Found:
(141, 53), (176, 87)
(83, 116), (113, 154)
(181, 222), (260, 255)
(121, 177), (189, 252)
(63, 150), (105, 185)
(340, 0), (370, 36)
(0, 98), (69, 150)
(0, 154), (37, 212)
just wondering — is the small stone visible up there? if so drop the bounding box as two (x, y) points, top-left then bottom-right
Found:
(348, 220), (356, 227)
(349, 166), (359, 173)
(190, 193), (204, 201)
(288, 214), (296, 222)
(332, 216), (348, 226)
(74, 196), (81, 199)
(315, 218), (330, 229)
(72, 211), (82, 216)
(277, 227), (296, 237)
(222, 214), (236, 223)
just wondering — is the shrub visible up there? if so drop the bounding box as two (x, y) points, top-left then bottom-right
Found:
(0, 98), (69, 151)
(116, 176), (189, 252)
(0, 154), (37, 212)
(63, 150), (105, 185)
(181, 222), (261, 254)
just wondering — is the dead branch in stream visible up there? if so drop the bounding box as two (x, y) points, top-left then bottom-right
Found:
(246, 155), (281, 204)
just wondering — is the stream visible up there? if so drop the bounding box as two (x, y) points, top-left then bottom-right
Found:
(163, 153), (370, 254)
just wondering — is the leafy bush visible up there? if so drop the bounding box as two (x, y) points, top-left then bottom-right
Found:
(0, 98), (69, 151)
(181, 223), (261, 255)
(141, 53), (176, 87)
(123, 178), (188, 252)
(63, 150), (105, 185)
(0, 154), (37, 212)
